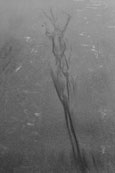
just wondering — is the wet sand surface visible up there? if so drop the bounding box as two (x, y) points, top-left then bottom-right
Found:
(0, 0), (115, 172)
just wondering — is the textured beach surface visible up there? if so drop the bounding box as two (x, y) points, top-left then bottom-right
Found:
(0, 0), (115, 172)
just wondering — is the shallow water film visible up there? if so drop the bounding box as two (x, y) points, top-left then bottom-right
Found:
(0, 0), (115, 172)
